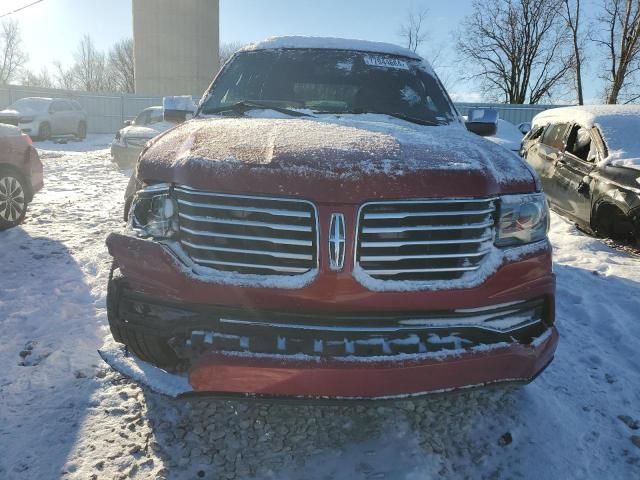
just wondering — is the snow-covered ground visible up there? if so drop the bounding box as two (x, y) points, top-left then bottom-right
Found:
(0, 136), (639, 479)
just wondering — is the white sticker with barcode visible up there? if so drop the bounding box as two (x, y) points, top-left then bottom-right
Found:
(363, 55), (410, 70)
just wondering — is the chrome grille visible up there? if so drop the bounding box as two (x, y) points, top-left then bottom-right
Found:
(175, 186), (318, 275)
(356, 198), (497, 281)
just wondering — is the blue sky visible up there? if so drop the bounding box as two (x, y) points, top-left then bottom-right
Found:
(3, 0), (603, 102)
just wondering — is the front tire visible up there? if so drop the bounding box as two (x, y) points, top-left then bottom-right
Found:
(107, 266), (181, 368)
(37, 122), (51, 141)
(76, 121), (87, 140)
(0, 169), (28, 230)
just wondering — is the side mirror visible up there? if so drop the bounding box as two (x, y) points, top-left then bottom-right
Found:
(123, 120), (133, 127)
(163, 95), (196, 124)
(517, 122), (531, 135)
(465, 108), (498, 137)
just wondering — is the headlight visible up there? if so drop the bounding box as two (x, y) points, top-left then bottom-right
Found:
(19, 116), (34, 123)
(495, 193), (549, 247)
(128, 183), (179, 239)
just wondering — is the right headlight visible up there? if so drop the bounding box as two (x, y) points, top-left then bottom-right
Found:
(128, 183), (179, 239)
(495, 193), (549, 247)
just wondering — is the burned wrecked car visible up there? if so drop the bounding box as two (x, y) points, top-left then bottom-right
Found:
(523, 106), (640, 244)
(106, 37), (557, 399)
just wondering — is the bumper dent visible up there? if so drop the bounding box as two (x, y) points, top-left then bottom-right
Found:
(188, 327), (558, 398)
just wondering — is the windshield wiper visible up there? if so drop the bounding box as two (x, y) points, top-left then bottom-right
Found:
(344, 109), (443, 127)
(202, 101), (311, 118)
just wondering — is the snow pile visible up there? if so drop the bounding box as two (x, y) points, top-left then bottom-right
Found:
(485, 119), (524, 152)
(533, 105), (640, 169)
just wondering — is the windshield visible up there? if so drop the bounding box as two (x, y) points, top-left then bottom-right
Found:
(200, 50), (456, 125)
(9, 98), (50, 113)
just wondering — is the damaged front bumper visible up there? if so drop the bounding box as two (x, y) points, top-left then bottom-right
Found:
(108, 272), (558, 399)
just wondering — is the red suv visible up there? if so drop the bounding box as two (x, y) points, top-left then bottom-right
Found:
(0, 124), (43, 230)
(106, 37), (557, 399)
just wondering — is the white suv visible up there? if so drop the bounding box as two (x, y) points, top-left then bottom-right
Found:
(0, 97), (88, 141)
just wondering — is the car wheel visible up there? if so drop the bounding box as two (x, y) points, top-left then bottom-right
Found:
(37, 122), (51, 141)
(76, 121), (87, 140)
(0, 169), (28, 230)
(594, 203), (636, 244)
(107, 266), (182, 369)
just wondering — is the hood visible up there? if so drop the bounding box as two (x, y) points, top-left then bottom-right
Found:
(137, 115), (537, 203)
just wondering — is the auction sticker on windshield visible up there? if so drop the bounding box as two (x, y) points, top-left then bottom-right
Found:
(363, 55), (410, 70)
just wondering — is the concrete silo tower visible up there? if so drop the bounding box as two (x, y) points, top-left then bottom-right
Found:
(132, 0), (219, 96)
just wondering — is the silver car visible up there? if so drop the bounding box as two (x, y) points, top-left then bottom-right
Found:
(111, 106), (174, 167)
(0, 97), (88, 141)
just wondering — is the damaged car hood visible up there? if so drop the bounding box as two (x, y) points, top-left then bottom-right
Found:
(136, 115), (537, 202)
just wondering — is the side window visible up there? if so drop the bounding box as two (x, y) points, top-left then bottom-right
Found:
(525, 126), (544, 142)
(49, 101), (61, 113)
(565, 125), (592, 162)
(148, 110), (164, 124)
(58, 101), (73, 111)
(134, 110), (149, 125)
(541, 123), (568, 149)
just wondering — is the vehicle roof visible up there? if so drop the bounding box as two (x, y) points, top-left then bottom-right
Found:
(240, 36), (423, 61)
(533, 105), (640, 129)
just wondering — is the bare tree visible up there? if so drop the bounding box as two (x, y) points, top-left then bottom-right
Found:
(108, 38), (135, 93)
(73, 35), (110, 92)
(219, 41), (245, 66)
(0, 20), (28, 84)
(457, 0), (572, 104)
(52, 61), (76, 90)
(561, 0), (587, 104)
(594, 0), (640, 104)
(399, 8), (430, 53)
(20, 66), (53, 88)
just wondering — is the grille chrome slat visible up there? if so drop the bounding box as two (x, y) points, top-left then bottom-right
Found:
(175, 187), (317, 275)
(177, 198), (312, 218)
(180, 226), (313, 246)
(363, 208), (495, 220)
(356, 198), (497, 282)
(362, 220), (494, 234)
(179, 212), (312, 232)
(364, 266), (481, 275)
(360, 249), (491, 262)
(182, 240), (313, 261)
(190, 258), (310, 273)
(361, 235), (494, 248)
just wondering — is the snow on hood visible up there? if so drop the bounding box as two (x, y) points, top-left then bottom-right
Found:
(533, 105), (640, 170)
(139, 115), (535, 191)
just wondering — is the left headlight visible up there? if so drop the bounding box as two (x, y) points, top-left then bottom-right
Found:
(495, 193), (549, 247)
(128, 183), (179, 239)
